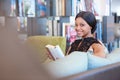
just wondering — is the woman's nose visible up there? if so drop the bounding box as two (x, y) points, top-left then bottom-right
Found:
(75, 26), (81, 30)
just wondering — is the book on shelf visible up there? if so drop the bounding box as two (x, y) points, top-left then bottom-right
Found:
(36, 0), (47, 17)
(71, 0), (86, 16)
(53, 20), (58, 36)
(47, 19), (61, 36)
(52, 0), (65, 16)
(62, 23), (77, 45)
(45, 44), (64, 60)
(47, 20), (53, 36)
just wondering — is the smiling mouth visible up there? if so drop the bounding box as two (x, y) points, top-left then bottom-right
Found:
(77, 31), (83, 34)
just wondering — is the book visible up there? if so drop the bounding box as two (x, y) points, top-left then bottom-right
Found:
(45, 45), (64, 60)
(62, 23), (77, 45)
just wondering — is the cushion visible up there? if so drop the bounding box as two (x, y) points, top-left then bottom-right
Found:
(88, 48), (120, 70)
(88, 53), (111, 70)
(43, 51), (88, 79)
(107, 48), (120, 63)
(110, 48), (120, 54)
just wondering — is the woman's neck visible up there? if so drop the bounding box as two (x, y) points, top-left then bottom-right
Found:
(82, 34), (94, 39)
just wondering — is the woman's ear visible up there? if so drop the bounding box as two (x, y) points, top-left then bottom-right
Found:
(90, 26), (92, 30)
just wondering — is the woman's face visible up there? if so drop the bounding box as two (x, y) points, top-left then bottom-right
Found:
(75, 17), (92, 38)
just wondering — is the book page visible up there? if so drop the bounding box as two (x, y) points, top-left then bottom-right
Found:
(54, 45), (64, 59)
(45, 45), (64, 60)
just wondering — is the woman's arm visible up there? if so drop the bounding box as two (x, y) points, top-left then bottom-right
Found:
(66, 46), (72, 55)
(92, 43), (106, 58)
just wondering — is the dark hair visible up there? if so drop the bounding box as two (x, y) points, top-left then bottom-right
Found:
(75, 11), (97, 34)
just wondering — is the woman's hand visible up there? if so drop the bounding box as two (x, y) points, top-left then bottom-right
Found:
(46, 52), (54, 60)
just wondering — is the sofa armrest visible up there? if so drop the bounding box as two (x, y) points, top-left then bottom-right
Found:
(61, 62), (120, 80)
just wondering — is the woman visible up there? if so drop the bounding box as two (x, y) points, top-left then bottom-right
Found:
(66, 11), (107, 58)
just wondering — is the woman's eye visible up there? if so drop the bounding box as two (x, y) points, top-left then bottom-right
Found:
(75, 24), (78, 27)
(80, 24), (84, 27)
(75, 23), (84, 27)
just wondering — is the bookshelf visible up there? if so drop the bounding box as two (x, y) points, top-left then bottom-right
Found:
(2, 0), (118, 52)
(25, 0), (111, 47)
(1, 0), (120, 54)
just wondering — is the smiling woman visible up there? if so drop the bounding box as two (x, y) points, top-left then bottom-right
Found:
(66, 11), (107, 58)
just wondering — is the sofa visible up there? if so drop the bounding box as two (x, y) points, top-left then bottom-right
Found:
(26, 36), (120, 79)
(43, 48), (120, 79)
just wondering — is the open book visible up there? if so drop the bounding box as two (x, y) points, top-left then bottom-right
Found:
(45, 45), (64, 60)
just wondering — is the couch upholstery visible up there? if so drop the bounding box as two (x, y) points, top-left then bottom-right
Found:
(26, 36), (66, 63)
(44, 51), (88, 78)
(61, 62), (120, 80)
(43, 48), (120, 79)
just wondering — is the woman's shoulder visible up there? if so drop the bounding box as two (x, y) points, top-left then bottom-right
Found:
(97, 40), (109, 54)
(91, 39), (109, 54)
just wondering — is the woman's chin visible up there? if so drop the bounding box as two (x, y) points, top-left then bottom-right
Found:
(77, 33), (83, 37)
(77, 35), (83, 38)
